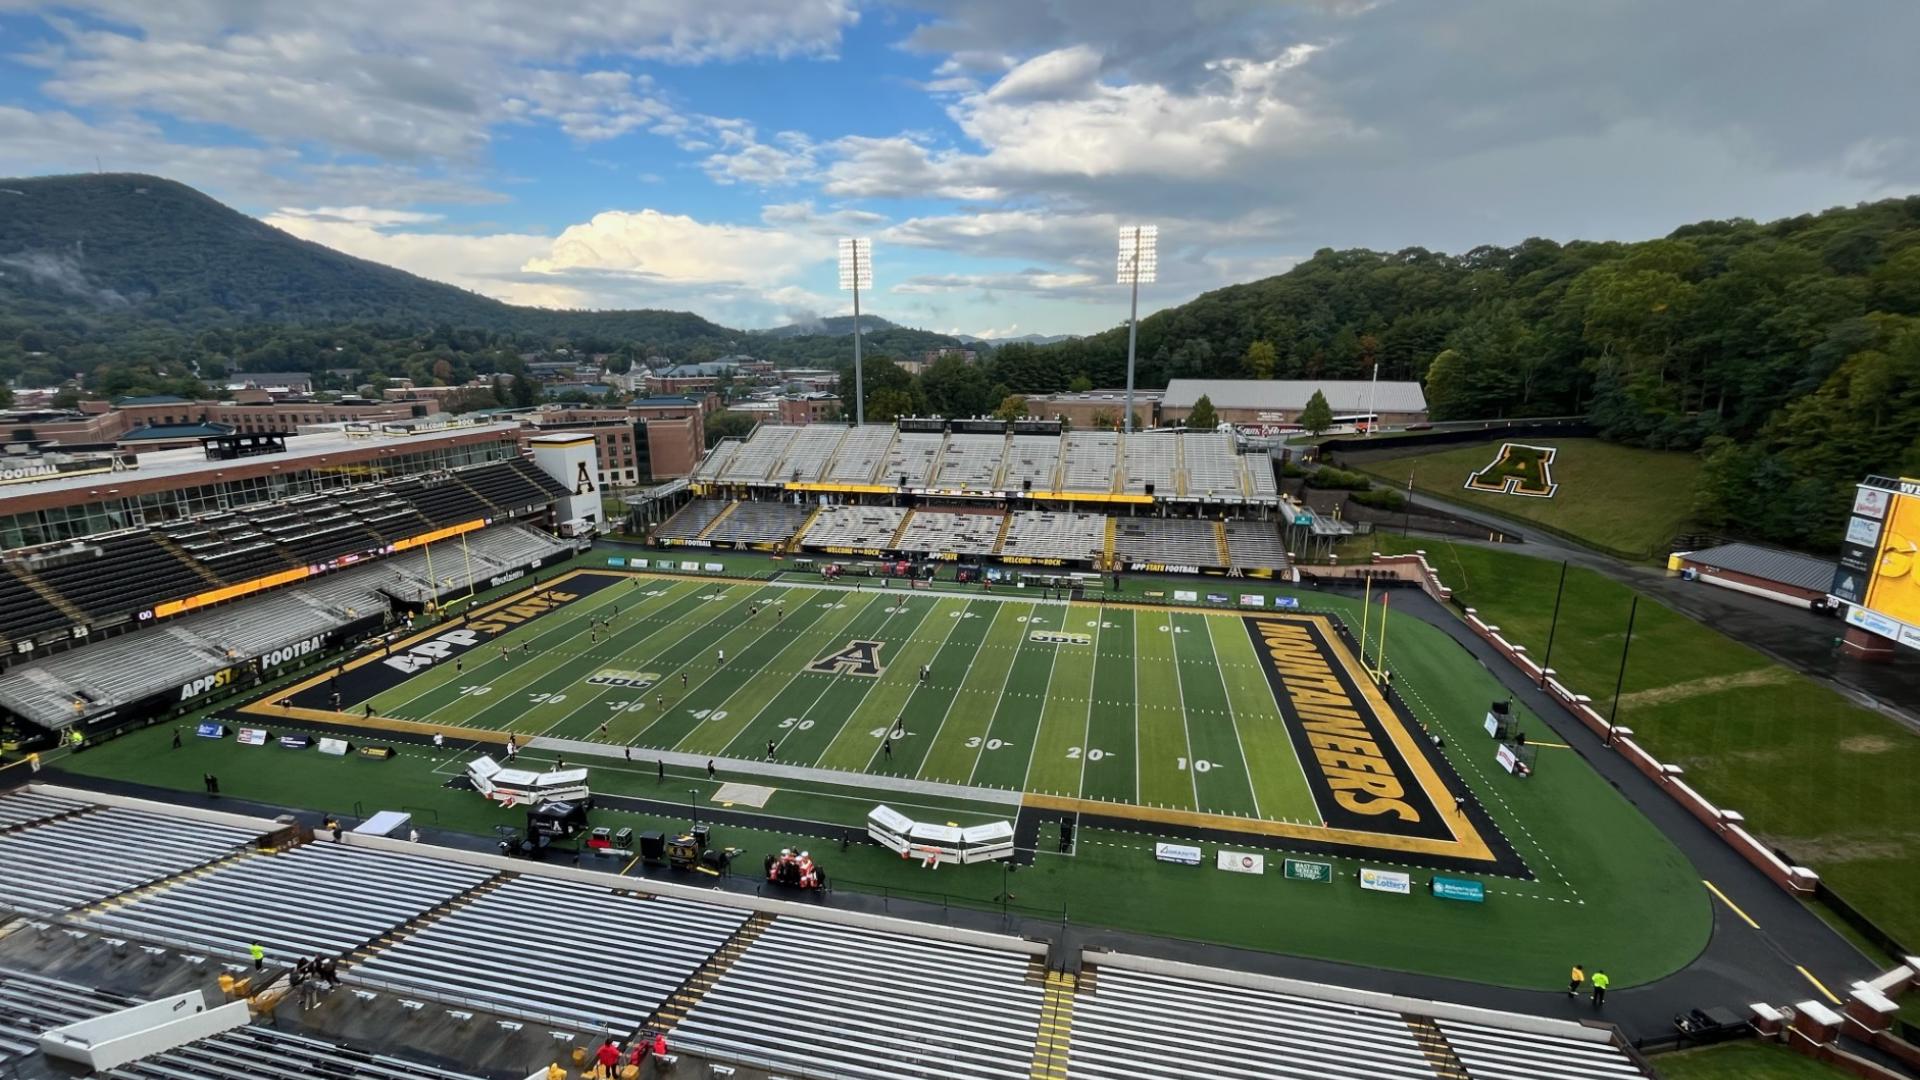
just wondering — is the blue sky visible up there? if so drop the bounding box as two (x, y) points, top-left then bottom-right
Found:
(2, 1), (1917, 337)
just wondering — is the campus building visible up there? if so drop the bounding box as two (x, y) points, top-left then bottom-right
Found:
(1159, 379), (1430, 429)
(518, 398), (708, 487)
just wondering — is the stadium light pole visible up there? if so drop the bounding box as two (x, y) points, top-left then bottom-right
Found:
(1604, 595), (1639, 747)
(1117, 226), (1158, 434)
(838, 238), (873, 426)
(1538, 559), (1568, 688)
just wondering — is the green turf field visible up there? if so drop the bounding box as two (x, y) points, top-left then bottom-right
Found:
(349, 574), (1321, 823)
(1344, 437), (1702, 558)
(1654, 1042), (1856, 1080)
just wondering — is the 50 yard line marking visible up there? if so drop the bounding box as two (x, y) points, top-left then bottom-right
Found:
(771, 591), (928, 759)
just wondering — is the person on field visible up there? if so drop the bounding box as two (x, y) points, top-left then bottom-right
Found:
(248, 942), (265, 971)
(593, 1038), (621, 1078)
(1590, 970), (1609, 1007)
(1567, 963), (1584, 997)
(767, 739), (777, 760)
(707, 760), (716, 780)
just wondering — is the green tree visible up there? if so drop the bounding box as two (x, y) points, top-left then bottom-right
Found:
(1187, 394), (1219, 429)
(993, 394), (1028, 421)
(1245, 340), (1277, 380)
(1090, 409), (1117, 430)
(1424, 349), (1473, 420)
(1068, 373), (1094, 393)
(1298, 389), (1334, 435)
(867, 387), (916, 422)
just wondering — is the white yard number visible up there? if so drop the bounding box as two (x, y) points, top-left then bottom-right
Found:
(779, 718), (815, 731)
(688, 709), (728, 722)
(457, 685), (493, 696)
(1066, 746), (1108, 762)
(528, 692), (567, 704)
(965, 737), (1006, 750)
(1177, 757), (1215, 773)
(607, 700), (647, 712)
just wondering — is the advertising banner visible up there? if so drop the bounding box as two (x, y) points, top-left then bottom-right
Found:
(1359, 867), (1411, 894)
(1153, 842), (1203, 866)
(317, 737), (352, 756)
(1860, 488), (1920, 644)
(679, 560), (701, 572)
(1846, 516), (1886, 547)
(703, 562), (725, 572)
(1275, 596), (1300, 609)
(194, 722), (226, 739)
(1431, 876), (1486, 903)
(1496, 743), (1520, 774)
(605, 557), (626, 567)
(1174, 590), (1199, 602)
(1216, 851), (1265, 875)
(1239, 593), (1266, 607)
(1282, 858), (1332, 883)
(1854, 486), (1892, 519)
(235, 728), (268, 746)
(277, 735), (311, 750)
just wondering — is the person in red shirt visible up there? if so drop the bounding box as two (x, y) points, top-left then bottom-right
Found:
(652, 1032), (668, 1058)
(593, 1038), (621, 1077)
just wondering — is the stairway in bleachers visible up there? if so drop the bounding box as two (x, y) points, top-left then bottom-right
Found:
(788, 504), (825, 552)
(888, 510), (915, 548)
(694, 500), (739, 540)
(1029, 968), (1079, 1080)
(1405, 1016), (1472, 1079)
(351, 870), (516, 963)
(10, 564), (87, 627)
(1213, 521), (1231, 566)
(153, 534), (225, 587)
(649, 911), (775, 1033)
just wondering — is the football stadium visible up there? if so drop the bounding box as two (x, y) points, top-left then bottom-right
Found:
(0, 411), (1910, 1080)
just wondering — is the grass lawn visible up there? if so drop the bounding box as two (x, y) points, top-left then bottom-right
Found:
(1377, 537), (1920, 952)
(1344, 437), (1702, 559)
(1655, 1042), (1856, 1080)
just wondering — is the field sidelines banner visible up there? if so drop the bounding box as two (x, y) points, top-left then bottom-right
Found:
(1216, 851), (1265, 875)
(1360, 867), (1411, 894)
(1154, 842), (1202, 866)
(1283, 858), (1332, 882)
(1431, 876), (1486, 902)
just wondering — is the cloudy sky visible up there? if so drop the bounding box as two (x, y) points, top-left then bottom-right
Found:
(1, 1), (1915, 337)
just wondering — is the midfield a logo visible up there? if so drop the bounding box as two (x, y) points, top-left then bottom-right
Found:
(808, 640), (886, 677)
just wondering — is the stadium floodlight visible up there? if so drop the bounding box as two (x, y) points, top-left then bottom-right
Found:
(838, 238), (873, 426)
(1117, 225), (1158, 434)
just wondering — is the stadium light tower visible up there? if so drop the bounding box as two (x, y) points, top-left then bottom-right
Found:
(1116, 225), (1158, 434)
(838, 237), (873, 426)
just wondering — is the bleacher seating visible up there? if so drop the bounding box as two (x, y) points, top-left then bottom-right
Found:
(1067, 966), (1440, 1080)
(83, 842), (494, 961)
(932, 433), (1006, 491)
(773, 426), (848, 483)
(0, 967), (135, 1063)
(800, 505), (908, 549)
(694, 438), (742, 480)
(1120, 431), (1177, 495)
(0, 807), (261, 915)
(881, 432), (944, 488)
(105, 1025), (493, 1080)
(826, 427), (897, 483)
(0, 568), (68, 651)
(705, 501), (814, 545)
(1113, 518), (1224, 568)
(20, 533), (212, 623)
(1437, 1018), (1647, 1080)
(1002, 434), (1062, 492)
(1249, 453), (1280, 498)
(712, 425), (802, 483)
(999, 510), (1105, 562)
(1061, 432), (1119, 492)
(1183, 432), (1245, 497)
(351, 875), (748, 1034)
(1225, 521), (1289, 571)
(895, 510), (1004, 556)
(455, 457), (570, 514)
(672, 917), (1045, 1080)
(0, 790), (90, 830)
(0, 523), (570, 729)
(655, 499), (733, 541)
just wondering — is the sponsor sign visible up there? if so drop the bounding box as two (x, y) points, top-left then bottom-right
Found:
(1831, 569), (1866, 603)
(630, 558), (649, 569)
(606, 557), (626, 567)
(236, 728), (268, 746)
(1846, 516), (1886, 547)
(488, 569), (525, 589)
(703, 562), (725, 572)
(1275, 596), (1300, 609)
(194, 722), (226, 739)
(1003, 556), (1067, 567)
(1153, 842), (1203, 866)
(1359, 867), (1412, 894)
(1839, 543), (1876, 575)
(1282, 858), (1332, 883)
(586, 669), (658, 688)
(1174, 590), (1199, 602)
(1431, 876), (1486, 903)
(179, 667), (242, 702)
(260, 634), (328, 671)
(1029, 631), (1091, 645)
(1484, 712), (1501, 738)
(1216, 850), (1265, 875)
(359, 746), (395, 759)
(1293, 513), (1314, 526)
(1206, 593), (1230, 604)
(1846, 604), (1904, 641)
(317, 737), (352, 756)
(1239, 593), (1266, 607)
(1130, 562), (1200, 574)
(1859, 487), (1920, 644)
(1496, 743), (1520, 774)
(679, 560), (702, 572)
(277, 735), (311, 750)
(1854, 486), (1892, 519)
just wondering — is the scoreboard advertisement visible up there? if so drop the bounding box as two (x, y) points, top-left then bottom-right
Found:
(1834, 476), (1920, 651)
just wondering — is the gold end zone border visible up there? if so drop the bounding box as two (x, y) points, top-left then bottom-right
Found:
(237, 569), (1497, 864)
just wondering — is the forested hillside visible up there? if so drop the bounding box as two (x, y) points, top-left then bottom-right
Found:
(989, 197), (1920, 550)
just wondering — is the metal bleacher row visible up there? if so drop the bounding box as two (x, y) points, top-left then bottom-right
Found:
(672, 916), (1047, 1080)
(654, 497), (1290, 571)
(697, 423), (1280, 502)
(0, 458), (569, 655)
(0, 967), (138, 1063)
(0, 801), (261, 915)
(0, 523), (573, 729)
(352, 874), (750, 1034)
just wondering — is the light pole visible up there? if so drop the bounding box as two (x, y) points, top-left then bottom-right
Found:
(1605, 595), (1639, 747)
(838, 238), (873, 426)
(687, 787), (699, 829)
(1116, 225), (1157, 434)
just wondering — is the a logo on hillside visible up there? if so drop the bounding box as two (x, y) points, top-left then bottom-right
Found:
(586, 670), (658, 688)
(1466, 443), (1558, 498)
(808, 640), (886, 677)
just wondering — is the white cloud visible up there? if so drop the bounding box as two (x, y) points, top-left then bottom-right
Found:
(703, 129), (820, 186)
(893, 270), (1100, 295)
(262, 209), (570, 306)
(524, 208), (820, 286)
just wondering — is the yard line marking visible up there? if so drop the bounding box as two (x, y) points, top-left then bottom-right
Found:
(769, 590), (930, 761)
(1131, 613), (1142, 804)
(1701, 880), (1759, 929)
(915, 600), (1004, 779)
(988, 601), (1066, 790)
(1796, 965), (1841, 1005)
(1167, 613), (1199, 810)
(626, 583), (810, 743)
(1205, 615), (1264, 821)
(854, 596), (969, 773)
